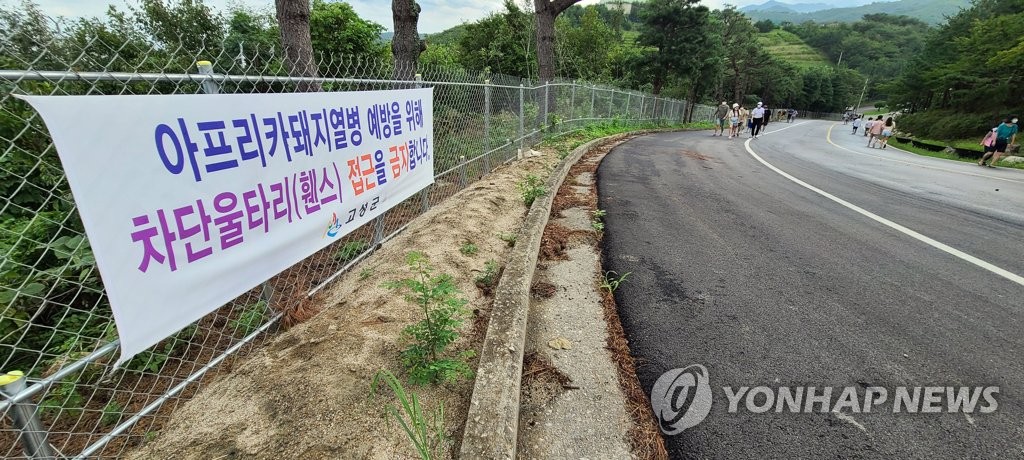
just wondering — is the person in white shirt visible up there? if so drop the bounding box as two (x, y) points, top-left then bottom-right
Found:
(751, 102), (766, 138)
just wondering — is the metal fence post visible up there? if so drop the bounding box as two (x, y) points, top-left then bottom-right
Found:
(416, 73), (429, 212)
(459, 156), (468, 188)
(483, 79), (491, 174)
(542, 81), (549, 132)
(608, 89), (613, 119)
(638, 95), (644, 122)
(518, 83), (525, 153)
(625, 92), (631, 124)
(2, 371), (56, 459)
(590, 85), (596, 119)
(196, 60), (219, 94)
(569, 82), (576, 129)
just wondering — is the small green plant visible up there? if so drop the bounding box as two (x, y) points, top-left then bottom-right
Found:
(40, 381), (84, 417)
(335, 239), (369, 262)
(384, 252), (474, 385)
(459, 242), (478, 256)
(230, 300), (267, 337)
(518, 175), (547, 207)
(101, 400), (123, 427)
(359, 267), (375, 281)
(591, 208), (607, 232)
(144, 431), (158, 442)
(498, 232), (517, 247)
(371, 370), (446, 460)
(474, 260), (500, 290)
(601, 271), (632, 293)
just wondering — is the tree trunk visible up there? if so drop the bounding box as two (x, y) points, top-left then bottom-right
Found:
(392, 0), (424, 82)
(533, 0), (580, 127)
(275, 0), (320, 92)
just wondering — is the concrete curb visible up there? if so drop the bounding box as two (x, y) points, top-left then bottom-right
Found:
(460, 129), (671, 459)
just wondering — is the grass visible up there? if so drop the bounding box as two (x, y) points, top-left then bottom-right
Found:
(371, 370), (446, 460)
(888, 138), (1024, 169)
(600, 271), (631, 293)
(862, 107), (888, 116)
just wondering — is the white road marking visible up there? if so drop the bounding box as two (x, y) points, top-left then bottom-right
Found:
(744, 136), (1024, 287)
(833, 412), (868, 432)
(824, 124), (1024, 185)
(965, 412), (976, 426)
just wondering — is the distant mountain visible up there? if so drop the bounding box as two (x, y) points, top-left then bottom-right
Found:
(379, 32), (428, 42)
(742, 0), (971, 25)
(742, 1), (836, 14)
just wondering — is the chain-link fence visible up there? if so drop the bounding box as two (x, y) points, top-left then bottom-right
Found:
(0, 11), (720, 458)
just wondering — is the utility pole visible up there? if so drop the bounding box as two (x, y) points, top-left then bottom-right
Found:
(855, 77), (869, 113)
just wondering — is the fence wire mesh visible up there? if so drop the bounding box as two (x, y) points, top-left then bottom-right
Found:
(0, 11), (713, 459)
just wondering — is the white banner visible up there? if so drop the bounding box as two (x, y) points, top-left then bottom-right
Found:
(19, 88), (434, 365)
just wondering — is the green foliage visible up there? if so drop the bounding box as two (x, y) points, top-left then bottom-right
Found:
(459, 242), (478, 256)
(336, 240), (370, 262)
(371, 370), (447, 460)
(384, 252), (473, 385)
(229, 300), (267, 338)
(310, 0), (388, 70)
(40, 381), (84, 418)
(359, 267), (375, 281)
(473, 260), (499, 288)
(601, 271), (632, 293)
(125, 324), (196, 373)
(456, 1), (536, 77)
(498, 232), (517, 247)
(101, 400), (124, 427)
(518, 175), (547, 207)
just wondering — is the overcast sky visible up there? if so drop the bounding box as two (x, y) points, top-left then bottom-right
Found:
(15, 0), (869, 34)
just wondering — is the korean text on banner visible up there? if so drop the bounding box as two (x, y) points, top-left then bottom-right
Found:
(17, 88), (435, 366)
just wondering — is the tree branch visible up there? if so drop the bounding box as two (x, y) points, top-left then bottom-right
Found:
(549, 0), (580, 15)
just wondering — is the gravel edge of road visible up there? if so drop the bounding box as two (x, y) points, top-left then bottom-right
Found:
(460, 130), (674, 459)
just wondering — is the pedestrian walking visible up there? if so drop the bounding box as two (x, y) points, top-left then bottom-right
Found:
(751, 102), (766, 138)
(878, 117), (895, 148)
(713, 101), (729, 136)
(851, 115), (861, 134)
(728, 103), (740, 138)
(978, 117), (1019, 167)
(867, 116), (884, 147)
(980, 127), (998, 158)
(863, 116), (875, 139)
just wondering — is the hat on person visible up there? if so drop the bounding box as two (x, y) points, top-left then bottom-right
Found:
(757, 102), (763, 106)
(733, 103), (739, 108)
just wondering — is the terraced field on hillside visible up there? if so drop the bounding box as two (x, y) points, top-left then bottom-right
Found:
(757, 29), (830, 69)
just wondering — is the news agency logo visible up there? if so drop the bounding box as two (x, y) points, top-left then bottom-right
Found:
(651, 364), (713, 435)
(652, 364), (1001, 435)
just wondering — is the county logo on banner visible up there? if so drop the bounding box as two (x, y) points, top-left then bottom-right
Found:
(18, 88), (435, 366)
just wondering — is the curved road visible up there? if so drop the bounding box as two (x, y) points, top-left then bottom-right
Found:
(598, 121), (1024, 459)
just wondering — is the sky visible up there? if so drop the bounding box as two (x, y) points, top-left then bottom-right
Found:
(18, 0), (873, 34)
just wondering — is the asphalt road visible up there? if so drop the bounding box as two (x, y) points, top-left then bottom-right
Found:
(598, 121), (1024, 459)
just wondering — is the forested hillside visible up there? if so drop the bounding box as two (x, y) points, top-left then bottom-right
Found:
(885, 0), (1024, 139)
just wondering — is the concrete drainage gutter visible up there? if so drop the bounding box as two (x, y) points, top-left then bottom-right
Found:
(460, 130), (665, 459)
